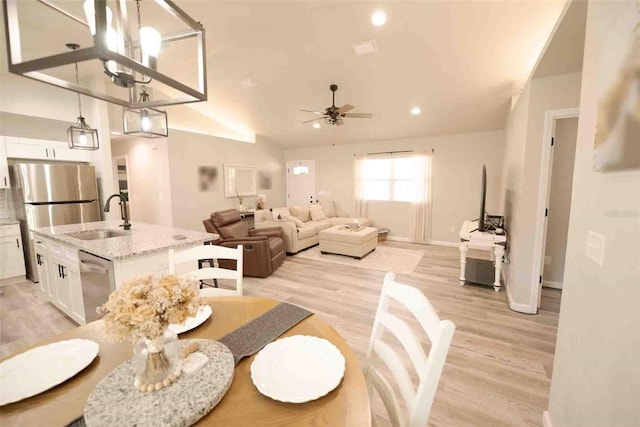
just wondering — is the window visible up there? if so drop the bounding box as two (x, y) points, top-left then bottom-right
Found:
(361, 156), (425, 202)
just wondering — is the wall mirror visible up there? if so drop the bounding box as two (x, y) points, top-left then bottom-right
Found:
(224, 164), (257, 197)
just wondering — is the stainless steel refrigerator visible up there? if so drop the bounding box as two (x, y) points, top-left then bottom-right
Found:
(10, 163), (101, 282)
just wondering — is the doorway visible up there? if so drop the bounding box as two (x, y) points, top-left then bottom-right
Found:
(286, 160), (316, 206)
(111, 156), (131, 220)
(533, 109), (579, 308)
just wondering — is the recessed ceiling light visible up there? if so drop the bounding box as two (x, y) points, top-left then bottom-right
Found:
(239, 78), (257, 88)
(371, 10), (387, 27)
(352, 40), (378, 56)
(411, 107), (421, 115)
(313, 123), (321, 129)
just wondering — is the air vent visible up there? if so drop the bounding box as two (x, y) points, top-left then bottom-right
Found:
(352, 40), (378, 56)
(240, 78), (258, 88)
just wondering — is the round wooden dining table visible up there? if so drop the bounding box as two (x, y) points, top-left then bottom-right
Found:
(0, 297), (371, 426)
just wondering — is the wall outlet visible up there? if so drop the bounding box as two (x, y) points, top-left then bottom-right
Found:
(544, 255), (552, 265)
(585, 230), (605, 266)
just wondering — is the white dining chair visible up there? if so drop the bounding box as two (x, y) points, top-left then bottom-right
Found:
(365, 272), (455, 427)
(168, 244), (243, 296)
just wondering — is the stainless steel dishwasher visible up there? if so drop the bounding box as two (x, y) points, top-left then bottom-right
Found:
(79, 251), (115, 322)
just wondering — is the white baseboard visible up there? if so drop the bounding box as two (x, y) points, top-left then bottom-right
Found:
(542, 411), (553, 427)
(428, 240), (460, 248)
(543, 280), (563, 289)
(506, 280), (536, 314)
(386, 236), (410, 242)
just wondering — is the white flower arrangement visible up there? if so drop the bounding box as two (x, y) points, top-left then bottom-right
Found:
(98, 275), (201, 341)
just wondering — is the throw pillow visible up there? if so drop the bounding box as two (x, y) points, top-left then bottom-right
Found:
(319, 199), (337, 218)
(309, 205), (327, 221)
(272, 207), (291, 220)
(289, 205), (310, 223)
(276, 213), (304, 228)
(262, 209), (274, 222)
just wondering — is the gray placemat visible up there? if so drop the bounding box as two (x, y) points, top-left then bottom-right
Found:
(83, 339), (234, 427)
(219, 302), (313, 365)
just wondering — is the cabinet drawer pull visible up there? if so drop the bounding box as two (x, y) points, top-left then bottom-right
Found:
(52, 148), (56, 158)
(58, 264), (62, 278)
(46, 148), (49, 157)
(3, 177), (6, 186)
(16, 238), (19, 248)
(61, 265), (66, 278)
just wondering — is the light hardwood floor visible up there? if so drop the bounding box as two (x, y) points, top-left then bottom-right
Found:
(0, 242), (561, 426)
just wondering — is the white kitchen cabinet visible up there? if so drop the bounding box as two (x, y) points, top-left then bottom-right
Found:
(50, 254), (72, 312)
(3, 136), (89, 163)
(34, 239), (54, 300)
(68, 267), (85, 323)
(0, 139), (9, 188)
(39, 239), (86, 325)
(50, 141), (91, 162)
(0, 224), (26, 281)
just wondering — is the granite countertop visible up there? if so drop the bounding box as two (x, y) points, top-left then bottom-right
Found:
(0, 219), (20, 226)
(32, 221), (218, 260)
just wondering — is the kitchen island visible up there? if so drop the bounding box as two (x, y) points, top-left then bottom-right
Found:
(31, 221), (217, 325)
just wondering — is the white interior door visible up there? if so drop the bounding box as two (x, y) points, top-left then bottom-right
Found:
(538, 123), (557, 308)
(286, 160), (316, 206)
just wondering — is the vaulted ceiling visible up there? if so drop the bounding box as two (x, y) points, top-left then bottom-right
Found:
(1, 1), (568, 147)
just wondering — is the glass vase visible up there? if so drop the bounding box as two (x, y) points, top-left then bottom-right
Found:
(133, 328), (179, 386)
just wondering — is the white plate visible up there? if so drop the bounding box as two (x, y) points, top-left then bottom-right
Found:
(168, 305), (213, 335)
(250, 335), (346, 403)
(0, 339), (99, 406)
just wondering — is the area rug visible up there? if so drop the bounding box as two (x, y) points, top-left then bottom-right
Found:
(294, 245), (424, 275)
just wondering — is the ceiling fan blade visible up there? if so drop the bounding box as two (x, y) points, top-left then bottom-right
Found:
(336, 104), (354, 114)
(343, 113), (372, 118)
(300, 109), (325, 115)
(301, 117), (324, 124)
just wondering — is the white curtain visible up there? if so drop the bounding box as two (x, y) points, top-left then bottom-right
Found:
(409, 153), (432, 243)
(353, 155), (368, 218)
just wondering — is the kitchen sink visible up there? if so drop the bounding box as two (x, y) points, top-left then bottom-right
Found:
(68, 229), (129, 240)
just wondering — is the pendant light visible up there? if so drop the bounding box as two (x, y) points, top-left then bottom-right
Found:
(123, 86), (168, 138)
(4, 0), (207, 109)
(67, 43), (99, 150)
(121, 1), (168, 139)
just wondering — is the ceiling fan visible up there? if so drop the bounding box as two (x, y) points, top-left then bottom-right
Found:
(301, 84), (372, 126)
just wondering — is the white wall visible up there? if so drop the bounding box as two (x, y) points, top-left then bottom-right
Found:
(166, 130), (286, 231)
(0, 59), (117, 220)
(500, 72), (582, 310)
(284, 130), (505, 243)
(548, 1), (640, 425)
(110, 138), (174, 227)
(544, 117), (578, 286)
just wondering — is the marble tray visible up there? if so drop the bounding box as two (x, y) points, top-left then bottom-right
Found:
(84, 339), (234, 427)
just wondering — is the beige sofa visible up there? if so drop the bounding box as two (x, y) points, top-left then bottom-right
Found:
(255, 202), (373, 254)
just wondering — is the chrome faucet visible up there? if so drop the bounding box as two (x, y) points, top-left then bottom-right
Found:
(104, 194), (131, 230)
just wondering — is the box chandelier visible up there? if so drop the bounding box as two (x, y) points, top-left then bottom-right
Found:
(1, 0), (207, 109)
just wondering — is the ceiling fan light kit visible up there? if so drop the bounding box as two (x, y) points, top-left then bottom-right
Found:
(2, 0), (207, 109)
(301, 84), (372, 126)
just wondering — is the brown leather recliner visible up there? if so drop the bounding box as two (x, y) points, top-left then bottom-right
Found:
(203, 209), (285, 278)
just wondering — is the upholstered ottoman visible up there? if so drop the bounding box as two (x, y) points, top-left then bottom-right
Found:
(319, 225), (378, 259)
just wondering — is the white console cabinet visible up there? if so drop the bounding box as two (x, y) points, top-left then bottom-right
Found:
(3, 136), (89, 163)
(459, 220), (507, 292)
